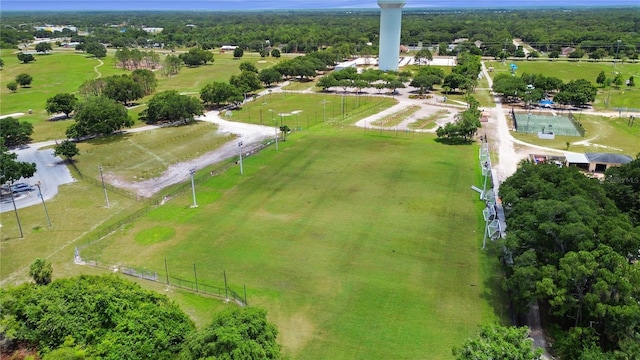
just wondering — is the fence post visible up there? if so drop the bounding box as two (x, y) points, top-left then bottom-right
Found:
(224, 270), (228, 300)
(193, 263), (199, 292)
(164, 257), (170, 285)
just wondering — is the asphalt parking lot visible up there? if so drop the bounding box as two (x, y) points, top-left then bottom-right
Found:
(0, 142), (75, 213)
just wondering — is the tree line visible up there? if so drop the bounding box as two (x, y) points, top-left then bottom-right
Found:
(497, 159), (640, 359)
(1, 8), (638, 60)
(0, 262), (281, 359)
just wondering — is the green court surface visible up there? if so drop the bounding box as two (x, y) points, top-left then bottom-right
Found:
(512, 111), (583, 136)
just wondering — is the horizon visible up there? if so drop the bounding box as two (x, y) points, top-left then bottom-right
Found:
(1, 0), (638, 12)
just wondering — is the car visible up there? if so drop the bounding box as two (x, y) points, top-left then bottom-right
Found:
(11, 183), (34, 194)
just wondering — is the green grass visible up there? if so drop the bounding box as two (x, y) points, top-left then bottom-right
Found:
(485, 60), (640, 111)
(74, 122), (233, 182)
(512, 113), (640, 155)
(227, 92), (397, 127)
(0, 50), (284, 141)
(76, 128), (504, 359)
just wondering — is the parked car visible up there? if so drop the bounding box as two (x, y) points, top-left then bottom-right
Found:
(11, 183), (34, 194)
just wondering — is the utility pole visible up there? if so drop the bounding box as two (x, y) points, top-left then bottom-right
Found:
(189, 168), (197, 208)
(35, 181), (51, 227)
(238, 141), (244, 175)
(98, 165), (109, 208)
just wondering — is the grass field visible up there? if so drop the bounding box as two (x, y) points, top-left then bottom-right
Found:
(76, 128), (504, 359)
(485, 60), (640, 110)
(0, 49), (283, 141)
(228, 92), (397, 127)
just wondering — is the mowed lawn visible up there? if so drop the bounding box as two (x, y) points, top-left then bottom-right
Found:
(83, 128), (500, 359)
(485, 60), (640, 110)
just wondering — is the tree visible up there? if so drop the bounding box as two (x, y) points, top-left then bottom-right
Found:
(180, 307), (280, 360)
(596, 71), (607, 87)
(0, 58), (4, 68)
(0, 116), (34, 147)
(35, 42), (52, 53)
(414, 49), (433, 66)
(0, 275), (195, 358)
(17, 52), (35, 63)
(258, 68), (282, 87)
(131, 69), (158, 96)
(200, 82), (243, 107)
(46, 93), (78, 118)
(554, 79), (597, 107)
(271, 48), (281, 58)
(316, 75), (338, 92)
(179, 48), (214, 66)
(443, 73), (468, 93)
(162, 54), (182, 76)
(239, 61), (258, 73)
(452, 324), (542, 360)
(66, 96), (134, 139)
(141, 91), (204, 125)
(628, 76), (635, 87)
(54, 140), (80, 162)
(103, 75), (144, 106)
(29, 258), (53, 285)
(548, 51), (560, 59)
(492, 73), (527, 102)
(233, 47), (244, 59)
(230, 71), (262, 97)
(6, 81), (17, 92)
(410, 72), (440, 95)
(84, 41), (107, 58)
(15, 73), (33, 87)
(0, 144), (36, 185)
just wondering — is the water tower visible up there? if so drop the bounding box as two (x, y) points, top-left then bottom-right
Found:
(378, 0), (405, 71)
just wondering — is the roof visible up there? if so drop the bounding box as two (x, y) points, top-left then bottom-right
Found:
(585, 153), (634, 164)
(564, 152), (589, 164)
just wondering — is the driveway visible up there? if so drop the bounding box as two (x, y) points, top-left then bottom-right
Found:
(1, 141), (75, 213)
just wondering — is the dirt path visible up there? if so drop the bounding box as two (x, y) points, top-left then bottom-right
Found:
(105, 112), (276, 198)
(93, 58), (104, 79)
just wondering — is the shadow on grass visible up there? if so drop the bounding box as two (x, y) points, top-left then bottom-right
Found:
(434, 137), (475, 145)
(86, 132), (132, 146)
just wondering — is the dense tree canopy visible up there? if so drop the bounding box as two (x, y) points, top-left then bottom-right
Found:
(179, 48), (214, 66)
(452, 324), (542, 360)
(103, 74), (144, 106)
(553, 79), (598, 107)
(0, 116), (34, 147)
(498, 162), (640, 358)
(0, 274), (195, 359)
(179, 307), (281, 360)
(604, 156), (640, 226)
(200, 82), (243, 107)
(46, 93), (78, 118)
(66, 96), (134, 138)
(140, 90), (204, 124)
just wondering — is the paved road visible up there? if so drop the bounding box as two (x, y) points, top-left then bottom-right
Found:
(1, 141), (75, 213)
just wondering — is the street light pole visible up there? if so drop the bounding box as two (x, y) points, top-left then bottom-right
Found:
(238, 141), (244, 175)
(189, 168), (197, 208)
(275, 122), (279, 150)
(9, 188), (23, 238)
(35, 181), (51, 227)
(98, 165), (109, 208)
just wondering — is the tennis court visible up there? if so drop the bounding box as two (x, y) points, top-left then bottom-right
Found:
(511, 110), (584, 137)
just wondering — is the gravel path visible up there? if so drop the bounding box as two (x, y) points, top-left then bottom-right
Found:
(106, 111), (277, 198)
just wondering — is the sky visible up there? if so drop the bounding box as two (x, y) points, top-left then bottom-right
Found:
(1, 0), (638, 11)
